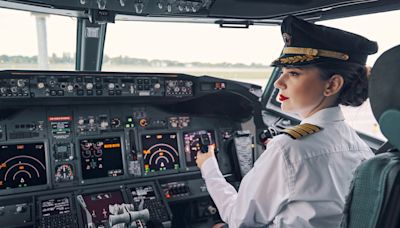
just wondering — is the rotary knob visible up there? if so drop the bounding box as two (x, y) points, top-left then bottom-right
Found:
(17, 79), (26, 87)
(37, 82), (45, 89)
(86, 83), (94, 90)
(67, 85), (74, 92)
(16, 205), (25, 214)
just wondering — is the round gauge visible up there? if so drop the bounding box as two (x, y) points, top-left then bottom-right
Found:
(81, 142), (92, 158)
(93, 141), (103, 150)
(93, 148), (103, 157)
(111, 118), (121, 128)
(55, 164), (74, 182)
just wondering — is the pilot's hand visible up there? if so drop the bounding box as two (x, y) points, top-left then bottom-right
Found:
(196, 144), (216, 169)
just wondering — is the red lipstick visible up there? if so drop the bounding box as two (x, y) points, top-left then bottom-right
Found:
(278, 94), (289, 102)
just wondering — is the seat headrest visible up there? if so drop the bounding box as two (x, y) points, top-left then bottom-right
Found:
(370, 44), (400, 149)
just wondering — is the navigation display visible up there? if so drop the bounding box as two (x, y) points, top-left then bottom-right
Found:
(79, 137), (123, 180)
(141, 133), (180, 173)
(0, 143), (47, 190)
(82, 191), (124, 225)
(41, 197), (71, 217)
(183, 130), (216, 167)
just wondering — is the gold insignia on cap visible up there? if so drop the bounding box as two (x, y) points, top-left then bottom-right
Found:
(282, 33), (292, 46)
(279, 55), (317, 64)
(283, 47), (349, 61)
(282, 123), (322, 139)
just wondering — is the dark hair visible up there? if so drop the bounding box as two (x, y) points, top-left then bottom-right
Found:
(314, 61), (369, 107)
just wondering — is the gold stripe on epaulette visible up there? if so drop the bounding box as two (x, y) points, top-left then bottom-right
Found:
(283, 123), (322, 140)
(292, 126), (309, 136)
(299, 125), (316, 133)
(301, 123), (321, 132)
(296, 125), (315, 134)
(282, 129), (302, 139)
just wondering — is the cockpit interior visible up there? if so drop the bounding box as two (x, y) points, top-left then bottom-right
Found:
(0, 0), (399, 227)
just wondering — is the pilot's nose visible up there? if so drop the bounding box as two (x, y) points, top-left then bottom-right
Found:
(274, 73), (286, 90)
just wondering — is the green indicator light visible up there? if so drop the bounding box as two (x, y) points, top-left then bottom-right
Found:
(127, 118), (133, 122)
(125, 124), (130, 128)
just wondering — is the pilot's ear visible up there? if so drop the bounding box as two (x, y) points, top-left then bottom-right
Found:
(323, 74), (344, 96)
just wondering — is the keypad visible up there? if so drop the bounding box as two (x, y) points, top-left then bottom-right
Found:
(40, 213), (74, 228)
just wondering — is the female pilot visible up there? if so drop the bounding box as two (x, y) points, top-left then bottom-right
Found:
(196, 15), (377, 228)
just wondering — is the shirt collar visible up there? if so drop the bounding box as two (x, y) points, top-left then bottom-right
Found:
(300, 106), (345, 126)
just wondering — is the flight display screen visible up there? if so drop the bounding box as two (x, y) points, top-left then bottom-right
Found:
(183, 130), (216, 167)
(79, 137), (124, 180)
(41, 197), (71, 217)
(0, 143), (47, 190)
(141, 133), (180, 173)
(82, 191), (124, 225)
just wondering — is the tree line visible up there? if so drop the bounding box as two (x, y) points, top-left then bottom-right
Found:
(0, 54), (269, 68)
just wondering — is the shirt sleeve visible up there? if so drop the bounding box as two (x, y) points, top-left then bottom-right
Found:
(200, 139), (292, 227)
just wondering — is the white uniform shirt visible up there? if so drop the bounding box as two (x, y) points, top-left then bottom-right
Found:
(200, 107), (374, 228)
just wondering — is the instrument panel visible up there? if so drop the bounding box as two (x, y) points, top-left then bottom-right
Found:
(0, 105), (234, 195)
(0, 70), (260, 227)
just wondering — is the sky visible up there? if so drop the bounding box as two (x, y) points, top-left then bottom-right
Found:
(0, 8), (399, 66)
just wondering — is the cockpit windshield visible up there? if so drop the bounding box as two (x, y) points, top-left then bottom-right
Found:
(102, 21), (281, 87)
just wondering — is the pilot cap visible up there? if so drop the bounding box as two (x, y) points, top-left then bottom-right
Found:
(271, 15), (378, 67)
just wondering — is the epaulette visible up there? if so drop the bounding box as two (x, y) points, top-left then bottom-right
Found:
(282, 123), (322, 140)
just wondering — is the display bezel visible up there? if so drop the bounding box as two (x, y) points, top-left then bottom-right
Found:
(182, 129), (219, 171)
(139, 131), (183, 176)
(75, 134), (127, 185)
(0, 140), (51, 196)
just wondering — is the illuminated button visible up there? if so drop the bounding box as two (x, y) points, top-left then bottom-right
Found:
(139, 119), (148, 127)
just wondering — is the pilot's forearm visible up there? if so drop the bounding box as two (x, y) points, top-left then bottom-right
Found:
(200, 156), (238, 224)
